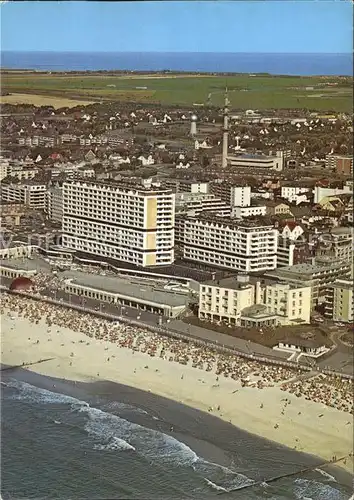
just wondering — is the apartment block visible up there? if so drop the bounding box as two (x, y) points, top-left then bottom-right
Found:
(62, 180), (175, 267)
(264, 282), (311, 325)
(266, 260), (351, 309)
(46, 186), (63, 223)
(326, 155), (353, 175)
(0, 182), (47, 209)
(325, 279), (353, 323)
(175, 192), (231, 216)
(179, 214), (277, 272)
(210, 181), (251, 207)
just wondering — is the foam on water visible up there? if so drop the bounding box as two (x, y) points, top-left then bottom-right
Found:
(93, 436), (136, 452)
(81, 405), (200, 466)
(204, 478), (228, 492)
(6, 378), (349, 499)
(6, 379), (87, 407)
(314, 468), (336, 482)
(293, 478), (348, 500)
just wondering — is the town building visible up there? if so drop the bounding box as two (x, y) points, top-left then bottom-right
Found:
(314, 185), (352, 204)
(198, 275), (311, 327)
(0, 202), (27, 227)
(175, 192), (231, 216)
(0, 182), (47, 209)
(280, 185), (312, 204)
(326, 154), (353, 175)
(178, 214), (277, 272)
(62, 179), (175, 267)
(231, 204), (266, 219)
(46, 186), (63, 224)
(199, 275), (256, 324)
(265, 259), (352, 309)
(324, 278), (353, 323)
(228, 153), (284, 171)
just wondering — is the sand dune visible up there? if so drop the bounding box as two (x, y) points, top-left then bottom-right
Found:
(1, 309), (353, 473)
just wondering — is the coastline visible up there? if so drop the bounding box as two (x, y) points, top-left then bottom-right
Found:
(1, 304), (353, 476)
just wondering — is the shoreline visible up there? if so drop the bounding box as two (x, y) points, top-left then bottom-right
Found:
(1, 296), (353, 476)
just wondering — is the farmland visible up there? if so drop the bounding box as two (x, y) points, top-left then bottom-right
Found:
(1, 72), (352, 111)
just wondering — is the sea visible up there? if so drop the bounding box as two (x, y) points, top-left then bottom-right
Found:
(0, 51), (352, 76)
(1, 368), (353, 500)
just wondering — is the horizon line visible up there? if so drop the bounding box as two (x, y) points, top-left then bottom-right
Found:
(1, 50), (353, 56)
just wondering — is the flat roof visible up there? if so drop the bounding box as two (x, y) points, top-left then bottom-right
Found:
(268, 261), (349, 277)
(63, 271), (188, 308)
(330, 279), (354, 291)
(202, 276), (254, 290)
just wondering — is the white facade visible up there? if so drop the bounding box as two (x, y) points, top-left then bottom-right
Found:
(62, 180), (175, 267)
(281, 186), (311, 203)
(231, 186), (251, 207)
(198, 276), (311, 326)
(181, 216), (277, 272)
(232, 205), (266, 219)
(46, 187), (63, 223)
(190, 182), (209, 194)
(0, 183), (47, 209)
(264, 283), (311, 325)
(314, 185), (352, 204)
(199, 277), (255, 323)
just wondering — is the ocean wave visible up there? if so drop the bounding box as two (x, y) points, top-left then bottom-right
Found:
(5, 379), (87, 406)
(294, 478), (348, 500)
(194, 459), (255, 492)
(93, 436), (135, 452)
(204, 478), (228, 492)
(81, 405), (200, 466)
(5, 380), (254, 491)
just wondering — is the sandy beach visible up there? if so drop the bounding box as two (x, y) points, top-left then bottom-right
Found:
(1, 296), (353, 475)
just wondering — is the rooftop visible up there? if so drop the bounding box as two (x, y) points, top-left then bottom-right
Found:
(63, 271), (189, 308)
(183, 213), (274, 230)
(64, 179), (172, 195)
(202, 276), (254, 290)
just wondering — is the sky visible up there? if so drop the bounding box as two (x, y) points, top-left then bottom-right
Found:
(1, 1), (352, 54)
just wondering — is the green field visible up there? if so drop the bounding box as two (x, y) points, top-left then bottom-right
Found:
(1, 72), (352, 112)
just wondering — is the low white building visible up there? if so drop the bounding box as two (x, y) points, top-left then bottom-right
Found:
(281, 186), (312, 204)
(314, 185), (352, 204)
(231, 205), (266, 219)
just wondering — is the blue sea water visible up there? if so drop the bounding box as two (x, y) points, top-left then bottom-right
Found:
(1, 375), (353, 500)
(1, 51), (352, 76)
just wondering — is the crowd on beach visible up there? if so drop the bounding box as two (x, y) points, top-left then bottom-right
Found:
(2, 292), (353, 417)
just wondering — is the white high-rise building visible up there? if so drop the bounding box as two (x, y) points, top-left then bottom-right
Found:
(46, 186), (63, 223)
(62, 180), (175, 267)
(231, 186), (251, 207)
(179, 214), (277, 272)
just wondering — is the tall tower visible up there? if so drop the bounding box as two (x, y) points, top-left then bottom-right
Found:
(190, 114), (197, 136)
(222, 89), (229, 168)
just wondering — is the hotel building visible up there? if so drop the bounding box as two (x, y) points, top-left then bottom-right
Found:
(178, 214), (277, 272)
(325, 279), (354, 323)
(62, 180), (175, 267)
